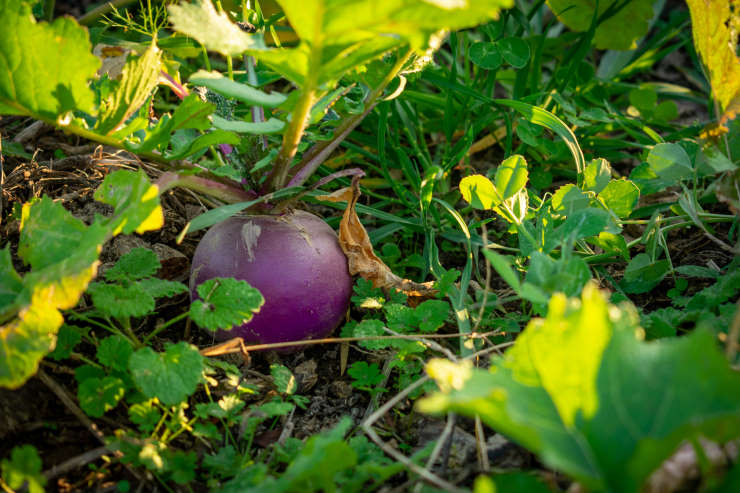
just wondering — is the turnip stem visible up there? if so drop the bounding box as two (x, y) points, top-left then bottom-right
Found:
(287, 48), (414, 189)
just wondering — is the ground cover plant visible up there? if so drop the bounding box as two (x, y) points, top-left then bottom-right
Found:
(0, 0), (739, 491)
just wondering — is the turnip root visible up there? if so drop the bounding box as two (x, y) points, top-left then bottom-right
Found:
(190, 210), (352, 346)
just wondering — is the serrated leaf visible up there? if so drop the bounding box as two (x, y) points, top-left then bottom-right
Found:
(88, 282), (154, 319)
(545, 0), (654, 50)
(190, 71), (287, 108)
(348, 361), (384, 388)
(47, 324), (83, 361)
(1, 445), (45, 493)
(19, 196), (89, 270)
(168, 0), (266, 57)
(414, 299), (450, 333)
(686, 0), (740, 113)
(94, 169), (163, 235)
(352, 319), (389, 350)
(129, 399), (162, 433)
(419, 284), (740, 493)
(646, 143), (693, 182)
(96, 43), (161, 135)
(0, 0), (99, 118)
(97, 335), (134, 372)
(383, 303), (417, 331)
(189, 278), (264, 331)
(138, 278), (188, 299)
(494, 154), (528, 200)
(129, 342), (204, 406)
(105, 247), (160, 282)
(460, 174), (499, 209)
(598, 179), (639, 218)
(78, 376), (126, 418)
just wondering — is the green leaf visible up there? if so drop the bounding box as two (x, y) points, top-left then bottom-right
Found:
(190, 278), (264, 331)
(482, 250), (521, 292)
(190, 71), (287, 108)
(212, 114), (286, 134)
(526, 251), (591, 297)
(97, 335), (134, 372)
(88, 282), (154, 319)
(545, 0), (654, 50)
(598, 179), (639, 218)
(138, 278), (188, 299)
(0, 0), (99, 118)
(469, 42), (503, 70)
(551, 184), (590, 215)
(460, 174), (499, 209)
(352, 319), (388, 350)
(129, 400), (161, 433)
(646, 143), (693, 182)
(348, 361), (385, 389)
(494, 154), (528, 200)
(129, 342), (205, 406)
(94, 169), (164, 235)
(686, 0), (740, 113)
(498, 37), (530, 69)
(271, 364), (298, 395)
(588, 232), (630, 261)
(583, 158), (612, 194)
(419, 284), (740, 493)
(78, 376), (126, 418)
(47, 324), (83, 361)
(18, 196), (89, 270)
(96, 43), (161, 135)
(168, 451), (197, 485)
(620, 253), (671, 294)
(0, 247), (24, 317)
(414, 299), (450, 333)
(165, 129), (241, 160)
(105, 248), (160, 282)
(167, 0), (266, 57)
(1, 445), (46, 493)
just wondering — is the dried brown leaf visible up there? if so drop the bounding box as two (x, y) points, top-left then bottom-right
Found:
(317, 176), (437, 297)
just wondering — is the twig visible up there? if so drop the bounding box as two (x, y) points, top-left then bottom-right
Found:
(412, 413), (456, 493)
(43, 446), (109, 480)
(383, 327), (458, 362)
(475, 415), (490, 472)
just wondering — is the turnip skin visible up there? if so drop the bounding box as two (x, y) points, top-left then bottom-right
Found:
(190, 210), (352, 346)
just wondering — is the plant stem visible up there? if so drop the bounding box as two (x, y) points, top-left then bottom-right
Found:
(265, 82), (317, 191)
(142, 312), (189, 345)
(78, 0), (137, 25)
(156, 172), (255, 203)
(287, 48), (414, 189)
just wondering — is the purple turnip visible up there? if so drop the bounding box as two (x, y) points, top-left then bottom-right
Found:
(189, 210), (352, 346)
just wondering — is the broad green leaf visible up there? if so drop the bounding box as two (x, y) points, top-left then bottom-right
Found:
(94, 169), (164, 235)
(545, 0), (655, 50)
(646, 143), (693, 182)
(129, 342), (205, 406)
(212, 115), (286, 134)
(526, 251), (591, 297)
(686, 0), (740, 113)
(419, 284), (740, 492)
(167, 0), (266, 57)
(190, 71), (288, 108)
(190, 278), (264, 331)
(96, 44), (162, 135)
(258, 0), (514, 86)
(494, 154), (528, 200)
(497, 37), (530, 68)
(1, 445), (45, 493)
(583, 158), (612, 194)
(88, 282), (154, 318)
(587, 232), (630, 261)
(469, 42), (503, 70)
(270, 364), (298, 395)
(97, 335), (134, 372)
(0, 0), (99, 118)
(460, 174), (499, 209)
(598, 179), (639, 218)
(47, 324), (83, 361)
(138, 278), (188, 299)
(551, 184), (590, 215)
(414, 299), (450, 333)
(78, 376), (126, 418)
(164, 129), (241, 160)
(552, 208), (614, 246)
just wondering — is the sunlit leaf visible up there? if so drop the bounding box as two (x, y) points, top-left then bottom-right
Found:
(460, 174), (499, 209)
(598, 179), (639, 218)
(129, 342), (205, 406)
(494, 154), (529, 200)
